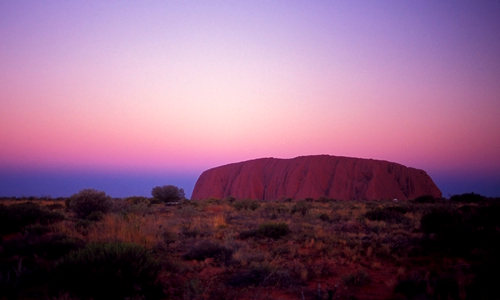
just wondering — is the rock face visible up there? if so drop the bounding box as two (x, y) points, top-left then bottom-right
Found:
(191, 155), (442, 201)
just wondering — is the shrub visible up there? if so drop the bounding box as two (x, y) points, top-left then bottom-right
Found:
(52, 242), (162, 300)
(151, 185), (185, 203)
(46, 203), (64, 210)
(420, 205), (500, 255)
(149, 198), (162, 205)
(75, 219), (93, 236)
(68, 189), (112, 219)
(86, 211), (104, 221)
(291, 201), (311, 216)
(233, 199), (260, 211)
(0, 202), (64, 234)
(180, 226), (199, 238)
(125, 196), (150, 205)
(420, 208), (457, 235)
(412, 195), (438, 203)
(223, 196), (236, 203)
(162, 230), (178, 246)
(450, 192), (485, 203)
(183, 241), (233, 263)
(179, 199), (198, 207)
(1, 233), (84, 260)
(0, 254), (49, 299)
(364, 207), (409, 224)
(319, 213), (330, 222)
(257, 222), (290, 239)
(17, 234), (85, 260)
(24, 224), (51, 236)
(39, 235), (86, 260)
(206, 197), (221, 204)
(240, 222), (290, 240)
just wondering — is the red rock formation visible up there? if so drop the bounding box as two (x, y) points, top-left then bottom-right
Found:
(191, 155), (442, 201)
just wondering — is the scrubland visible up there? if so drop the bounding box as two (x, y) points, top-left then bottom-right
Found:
(1, 193), (499, 300)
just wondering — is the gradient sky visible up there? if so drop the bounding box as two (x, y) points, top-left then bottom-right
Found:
(1, 1), (499, 198)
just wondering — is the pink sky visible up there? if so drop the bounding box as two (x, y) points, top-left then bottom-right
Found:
(1, 1), (499, 197)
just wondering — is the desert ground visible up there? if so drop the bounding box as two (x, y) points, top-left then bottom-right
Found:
(1, 192), (499, 299)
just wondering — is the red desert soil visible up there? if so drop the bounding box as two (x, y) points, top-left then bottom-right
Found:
(232, 263), (399, 300)
(183, 242), (401, 300)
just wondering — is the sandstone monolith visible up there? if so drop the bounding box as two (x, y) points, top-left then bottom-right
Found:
(191, 155), (442, 201)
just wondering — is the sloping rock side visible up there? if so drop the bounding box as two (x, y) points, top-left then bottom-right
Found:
(191, 155), (442, 201)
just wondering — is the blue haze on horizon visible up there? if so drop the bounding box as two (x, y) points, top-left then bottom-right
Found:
(0, 169), (499, 199)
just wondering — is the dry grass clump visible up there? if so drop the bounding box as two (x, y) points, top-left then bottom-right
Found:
(53, 212), (165, 247)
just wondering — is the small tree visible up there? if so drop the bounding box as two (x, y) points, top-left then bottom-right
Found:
(151, 185), (185, 203)
(68, 189), (113, 219)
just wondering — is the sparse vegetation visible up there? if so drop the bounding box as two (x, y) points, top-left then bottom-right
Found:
(1, 192), (499, 299)
(52, 242), (162, 299)
(364, 206), (410, 224)
(232, 199), (260, 211)
(249, 222), (290, 239)
(183, 240), (233, 263)
(0, 202), (64, 234)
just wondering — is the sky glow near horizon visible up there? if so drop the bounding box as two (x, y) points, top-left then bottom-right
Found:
(1, 1), (500, 198)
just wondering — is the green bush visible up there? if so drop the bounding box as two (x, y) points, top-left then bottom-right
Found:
(68, 189), (112, 219)
(183, 241), (233, 263)
(52, 242), (162, 300)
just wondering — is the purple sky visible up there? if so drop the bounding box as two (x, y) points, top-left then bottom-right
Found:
(1, 1), (499, 198)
